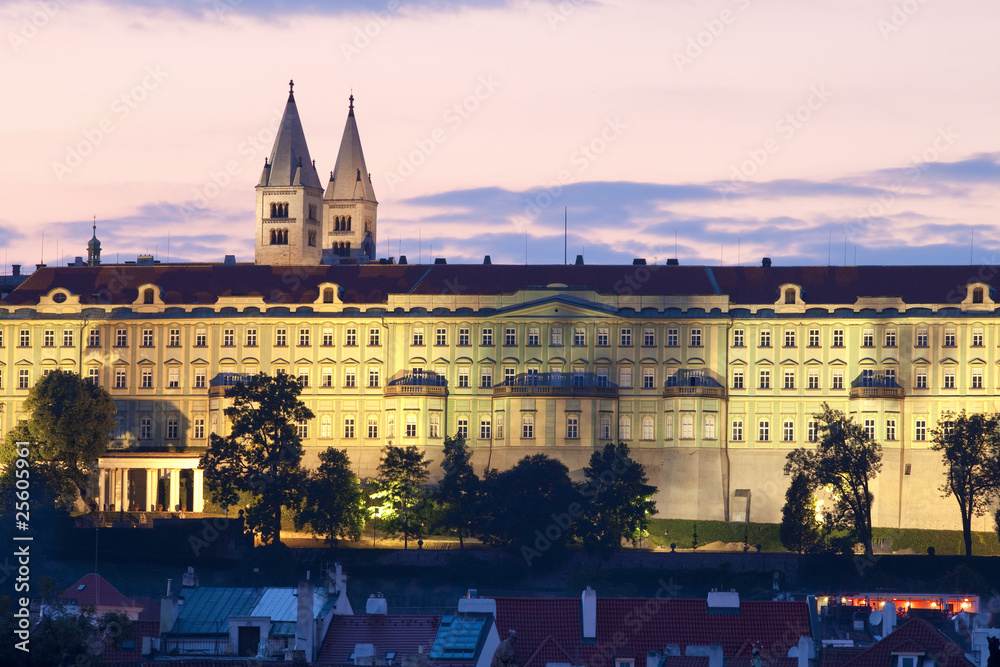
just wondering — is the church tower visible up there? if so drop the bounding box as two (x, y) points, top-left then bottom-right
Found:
(254, 81), (324, 266)
(323, 95), (378, 262)
(87, 218), (101, 266)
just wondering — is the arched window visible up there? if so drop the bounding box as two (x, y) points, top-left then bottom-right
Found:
(334, 216), (341, 231)
(323, 288), (334, 303)
(973, 287), (984, 303)
(346, 216), (352, 231)
(308, 230), (317, 247)
(784, 288), (796, 304)
(270, 202), (277, 217)
(619, 416), (632, 440)
(143, 288), (154, 304)
(641, 416), (654, 440)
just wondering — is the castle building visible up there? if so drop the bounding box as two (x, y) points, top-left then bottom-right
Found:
(0, 84), (992, 530)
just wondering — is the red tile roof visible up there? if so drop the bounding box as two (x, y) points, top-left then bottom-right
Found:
(839, 619), (971, 667)
(60, 572), (136, 610)
(319, 615), (443, 665)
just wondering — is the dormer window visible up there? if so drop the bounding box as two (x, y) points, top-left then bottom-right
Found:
(323, 287), (334, 303)
(143, 288), (154, 304)
(973, 287), (984, 303)
(784, 288), (795, 304)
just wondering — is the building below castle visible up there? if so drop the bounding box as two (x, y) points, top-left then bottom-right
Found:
(0, 83), (992, 530)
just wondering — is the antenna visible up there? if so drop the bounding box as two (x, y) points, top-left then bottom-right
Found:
(828, 228), (832, 266)
(167, 230), (171, 264)
(674, 230), (678, 258)
(971, 227), (975, 265)
(525, 230), (528, 265)
(564, 206), (567, 265)
(737, 237), (741, 266)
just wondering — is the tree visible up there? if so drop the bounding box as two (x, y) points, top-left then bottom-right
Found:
(931, 411), (1000, 556)
(580, 443), (657, 556)
(370, 444), (430, 549)
(785, 404), (882, 556)
(295, 447), (366, 547)
(0, 369), (116, 509)
(780, 472), (821, 553)
(478, 454), (581, 565)
(434, 434), (480, 548)
(199, 372), (313, 546)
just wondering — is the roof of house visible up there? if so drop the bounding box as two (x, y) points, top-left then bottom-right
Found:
(839, 618), (972, 667)
(6, 263), (998, 308)
(319, 615), (444, 665)
(168, 585), (331, 637)
(59, 573), (138, 610)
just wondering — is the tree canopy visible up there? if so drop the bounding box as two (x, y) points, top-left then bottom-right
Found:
(199, 372), (313, 546)
(779, 472), (821, 554)
(433, 434), (480, 548)
(295, 447), (367, 547)
(785, 404), (882, 556)
(370, 444), (430, 548)
(580, 443), (656, 556)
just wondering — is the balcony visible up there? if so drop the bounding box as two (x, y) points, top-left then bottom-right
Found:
(492, 372), (619, 399)
(208, 372), (254, 397)
(663, 369), (727, 399)
(850, 372), (905, 399)
(384, 370), (448, 398)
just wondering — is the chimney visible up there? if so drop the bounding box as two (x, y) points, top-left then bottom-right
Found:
(883, 601), (896, 635)
(366, 593), (387, 615)
(12, 264), (20, 276)
(166, 579), (172, 597)
(762, 257), (772, 267)
(399, 255), (407, 265)
(434, 257), (446, 264)
(582, 586), (597, 641)
(224, 254), (236, 265)
(297, 578), (316, 661)
(182, 566), (198, 588)
(666, 258), (679, 265)
(483, 256), (492, 265)
(647, 651), (662, 667)
(575, 254), (584, 265)
(458, 593), (496, 617)
(797, 636), (814, 667)
(632, 258), (646, 265)
(159, 579), (180, 634)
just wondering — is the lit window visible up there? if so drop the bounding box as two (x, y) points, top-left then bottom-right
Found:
(732, 329), (744, 347)
(759, 330), (771, 347)
(915, 419), (927, 441)
(732, 370), (744, 389)
(480, 417), (491, 440)
(681, 414), (693, 439)
(370, 328), (381, 346)
(784, 330), (796, 347)
(457, 417), (469, 440)
(641, 416), (654, 440)
(367, 416), (378, 439)
(619, 416), (631, 440)
(731, 419), (743, 441)
(689, 329), (702, 347)
(758, 419), (770, 442)
(832, 329), (844, 347)
(808, 329), (819, 347)
(783, 420), (794, 442)
(344, 416), (356, 439)
(620, 328), (632, 346)
(567, 415), (579, 439)
(522, 414), (534, 439)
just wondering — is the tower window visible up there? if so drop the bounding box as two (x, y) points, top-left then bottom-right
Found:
(270, 228), (289, 245)
(308, 204), (317, 221)
(308, 230), (317, 247)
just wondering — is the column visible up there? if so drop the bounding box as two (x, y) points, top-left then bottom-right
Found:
(146, 469), (157, 511)
(169, 469), (181, 511)
(121, 469), (130, 511)
(98, 468), (107, 511)
(192, 468), (205, 513)
(110, 469), (119, 511)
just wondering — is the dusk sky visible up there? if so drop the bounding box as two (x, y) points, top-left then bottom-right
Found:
(2, 0), (999, 271)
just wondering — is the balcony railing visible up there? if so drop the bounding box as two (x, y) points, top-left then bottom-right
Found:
(208, 372), (254, 397)
(384, 370), (448, 397)
(663, 369), (728, 399)
(850, 373), (905, 399)
(492, 372), (618, 398)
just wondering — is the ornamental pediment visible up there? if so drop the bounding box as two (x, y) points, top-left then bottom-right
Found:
(495, 295), (616, 319)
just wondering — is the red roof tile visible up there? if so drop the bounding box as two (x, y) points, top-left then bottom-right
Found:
(319, 615), (442, 665)
(60, 572), (136, 610)
(839, 619), (971, 667)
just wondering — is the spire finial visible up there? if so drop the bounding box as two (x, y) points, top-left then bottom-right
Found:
(349, 93), (354, 111)
(92, 215), (96, 236)
(289, 79), (294, 94)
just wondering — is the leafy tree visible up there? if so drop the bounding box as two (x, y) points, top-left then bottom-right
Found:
(434, 434), (480, 548)
(580, 443), (657, 556)
(931, 411), (1000, 556)
(295, 447), (366, 547)
(478, 454), (581, 565)
(0, 369), (115, 509)
(780, 472), (821, 553)
(785, 404), (882, 556)
(200, 372), (313, 546)
(370, 444), (430, 549)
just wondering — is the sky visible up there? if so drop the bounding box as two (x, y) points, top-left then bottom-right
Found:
(1, 0), (999, 271)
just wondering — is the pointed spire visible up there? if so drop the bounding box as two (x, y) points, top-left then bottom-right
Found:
(325, 94), (376, 202)
(87, 215), (101, 266)
(260, 81), (322, 190)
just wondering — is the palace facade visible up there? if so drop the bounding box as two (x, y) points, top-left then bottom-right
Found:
(0, 84), (994, 530)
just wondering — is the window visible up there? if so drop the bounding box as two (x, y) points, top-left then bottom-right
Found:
(916, 328), (928, 347)
(600, 415), (611, 440)
(405, 414), (417, 438)
(573, 369), (585, 386)
(481, 327), (493, 346)
(915, 368), (927, 389)
(667, 328), (679, 347)
(369, 328), (381, 346)
(195, 330), (206, 346)
(808, 420), (818, 442)
(862, 329), (874, 347)
(783, 369), (795, 389)
(885, 329), (896, 347)
(140, 417), (152, 440)
(168, 368), (179, 388)
(784, 288), (796, 304)
(505, 328), (517, 346)
(504, 367), (516, 384)
(344, 416), (356, 439)
(481, 367), (493, 388)
(783, 420), (794, 442)
(732, 369), (744, 389)
(567, 415), (580, 439)
(322, 329), (333, 346)
(973, 329), (984, 347)
(245, 328), (257, 346)
(0, 330), (3, 347)
(88, 367), (100, 386)
(689, 329), (702, 347)
(620, 328), (632, 346)
(457, 328), (469, 346)
(886, 419), (896, 441)
(275, 328), (287, 346)
(597, 328), (609, 346)
(597, 368), (609, 387)
(784, 330), (796, 347)
(681, 414), (693, 439)
(759, 369), (771, 389)
(731, 419), (744, 441)
(141, 368), (153, 388)
(113, 416), (126, 440)
(759, 330), (771, 347)
(429, 414), (439, 438)
(808, 369), (819, 389)
(385, 413), (394, 439)
(619, 368), (632, 388)
(862, 418), (875, 441)
(548, 327), (562, 345)
(458, 367), (469, 388)
(944, 329), (956, 347)
(367, 416), (379, 439)
(345, 367), (356, 388)
(436, 328), (448, 346)
(944, 370), (955, 389)
(758, 419), (770, 441)
(732, 329), (744, 347)
(641, 416), (654, 440)
(320, 367), (333, 388)
(642, 368), (655, 389)
(832, 370), (843, 390)
(19, 329), (30, 347)
(480, 416), (491, 440)
(522, 414), (534, 439)
(62, 330), (73, 347)
(368, 368), (380, 388)
(915, 419), (927, 441)
(195, 368), (206, 388)
(973, 287), (985, 303)
(704, 415), (716, 439)
(43, 330), (54, 347)
(808, 329), (819, 347)
(321, 416), (333, 439)
(87, 329), (102, 348)
(194, 417), (205, 439)
(166, 417), (178, 440)
(18, 369), (30, 389)
(167, 329), (180, 346)
(495, 413), (504, 439)
(411, 327), (424, 346)
(141, 329), (154, 347)
(619, 416), (631, 440)
(972, 368), (984, 389)
(642, 328), (654, 347)
(298, 328), (310, 347)
(832, 329), (844, 347)
(298, 367), (310, 388)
